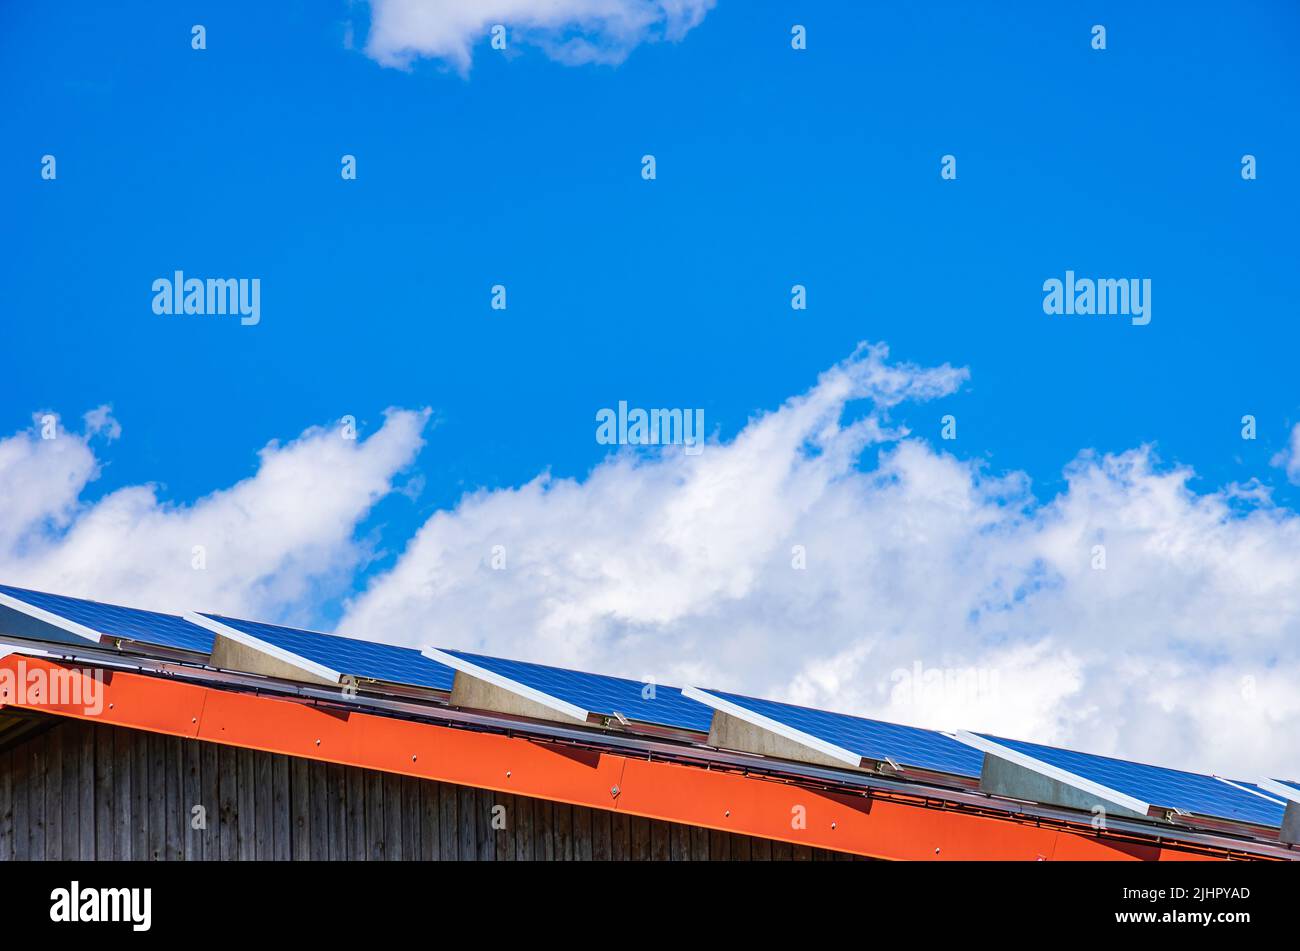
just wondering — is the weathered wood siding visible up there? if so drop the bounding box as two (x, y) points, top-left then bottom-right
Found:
(0, 715), (863, 861)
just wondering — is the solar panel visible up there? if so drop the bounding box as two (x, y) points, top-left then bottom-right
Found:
(0, 583), (213, 653)
(201, 614), (454, 691)
(434, 649), (714, 732)
(689, 687), (985, 777)
(977, 734), (1287, 828)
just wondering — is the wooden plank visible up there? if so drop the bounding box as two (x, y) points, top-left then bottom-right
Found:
(12, 740), (30, 860)
(45, 724), (63, 861)
(0, 748), (11, 861)
(421, 780), (440, 861)
(649, 819), (671, 861)
(164, 734), (182, 860)
(670, 821), (690, 860)
(290, 756), (311, 860)
(553, 803), (573, 861)
(398, 776), (419, 860)
(237, 748), (256, 860)
(96, 725), (115, 860)
(690, 825), (709, 861)
(438, 782), (457, 860)
(200, 737), (219, 861)
(513, 794), (534, 860)
(383, 771), (403, 861)
(115, 727), (133, 860)
(271, 754), (291, 861)
(458, 785), (477, 860)
(133, 728), (149, 860)
(571, 802), (593, 861)
(254, 748), (273, 860)
(709, 828), (731, 861)
(534, 797), (555, 861)
(73, 722), (92, 857)
(346, 765), (365, 861)
(366, 768), (385, 860)
(218, 743), (238, 860)
(590, 806), (611, 861)
(377, 774), (395, 862)
(750, 835), (772, 861)
(311, 760), (330, 861)
(79, 724), (95, 860)
(611, 812), (631, 861)
(147, 732), (166, 861)
(729, 833), (752, 861)
(492, 792), (512, 862)
(331, 764), (350, 861)
(630, 815), (652, 861)
(791, 844), (812, 861)
(30, 736), (47, 861)
(180, 738), (200, 860)
(771, 840), (793, 861)
(476, 787), (495, 861)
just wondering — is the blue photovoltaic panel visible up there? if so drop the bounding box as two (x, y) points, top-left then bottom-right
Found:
(981, 734), (1287, 827)
(687, 688), (984, 777)
(0, 583), (214, 653)
(443, 649), (714, 732)
(206, 614), (454, 691)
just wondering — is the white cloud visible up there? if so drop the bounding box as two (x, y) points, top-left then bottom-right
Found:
(340, 344), (1300, 778)
(363, 0), (716, 73)
(1271, 422), (1300, 485)
(0, 408), (429, 623)
(5, 344), (1298, 779)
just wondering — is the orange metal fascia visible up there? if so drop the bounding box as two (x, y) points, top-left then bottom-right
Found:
(0, 656), (1235, 861)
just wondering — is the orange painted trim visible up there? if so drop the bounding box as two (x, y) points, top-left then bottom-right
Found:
(0, 656), (1244, 860)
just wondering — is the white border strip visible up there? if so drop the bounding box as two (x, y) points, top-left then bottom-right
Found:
(1258, 777), (1300, 805)
(681, 686), (862, 768)
(0, 590), (104, 644)
(1213, 775), (1286, 806)
(953, 731), (1152, 816)
(185, 612), (342, 684)
(0, 641), (53, 661)
(422, 647), (589, 723)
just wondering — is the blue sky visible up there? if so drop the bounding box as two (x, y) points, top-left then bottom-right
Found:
(3, 2), (1300, 770)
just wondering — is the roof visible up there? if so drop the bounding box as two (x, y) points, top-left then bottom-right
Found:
(0, 582), (1294, 861)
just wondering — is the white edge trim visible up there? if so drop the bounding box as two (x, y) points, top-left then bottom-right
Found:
(185, 612), (342, 684)
(0, 641), (54, 661)
(421, 647), (589, 724)
(1258, 777), (1300, 805)
(681, 685), (863, 768)
(953, 731), (1152, 816)
(0, 590), (105, 644)
(1213, 775), (1286, 806)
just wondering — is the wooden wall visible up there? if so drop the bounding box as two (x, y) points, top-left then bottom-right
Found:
(0, 714), (863, 861)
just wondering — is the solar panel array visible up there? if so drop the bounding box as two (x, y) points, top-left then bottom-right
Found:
(979, 734), (1287, 828)
(699, 688), (985, 777)
(0, 583), (214, 653)
(1, 580), (1292, 833)
(205, 614), (454, 692)
(440, 648), (714, 733)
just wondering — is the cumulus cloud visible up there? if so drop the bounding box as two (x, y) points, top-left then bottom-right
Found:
(0, 408), (429, 623)
(340, 344), (1300, 777)
(5, 344), (1298, 777)
(1271, 422), (1300, 485)
(363, 0), (715, 73)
